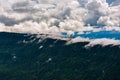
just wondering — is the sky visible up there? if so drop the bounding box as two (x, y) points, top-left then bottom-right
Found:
(0, 0), (119, 34)
(106, 0), (113, 4)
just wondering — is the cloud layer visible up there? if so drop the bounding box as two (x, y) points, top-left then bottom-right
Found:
(0, 0), (120, 33)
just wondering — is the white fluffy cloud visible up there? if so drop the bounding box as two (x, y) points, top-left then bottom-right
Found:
(97, 5), (120, 27)
(85, 38), (120, 48)
(65, 37), (120, 48)
(0, 0), (120, 34)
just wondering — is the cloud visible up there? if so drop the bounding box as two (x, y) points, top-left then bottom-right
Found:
(0, 15), (32, 26)
(111, 0), (120, 6)
(85, 38), (120, 48)
(0, 0), (119, 34)
(97, 5), (120, 27)
(65, 37), (120, 48)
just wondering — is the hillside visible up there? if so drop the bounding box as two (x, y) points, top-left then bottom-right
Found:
(0, 32), (120, 80)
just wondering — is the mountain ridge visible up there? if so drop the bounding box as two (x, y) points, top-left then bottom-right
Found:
(0, 32), (120, 80)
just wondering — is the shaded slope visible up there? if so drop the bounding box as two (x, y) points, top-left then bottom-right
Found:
(0, 32), (120, 80)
